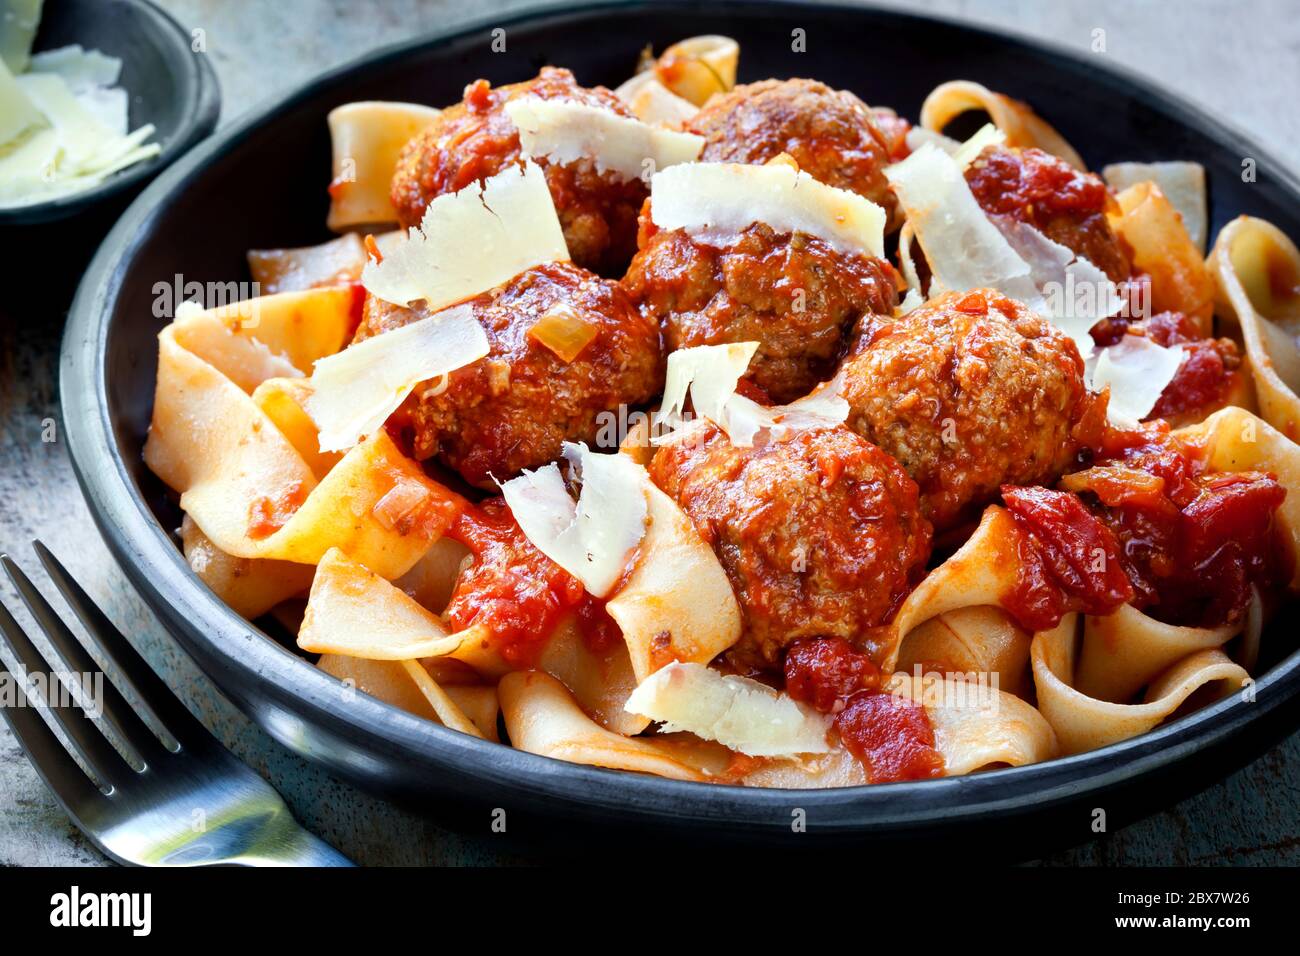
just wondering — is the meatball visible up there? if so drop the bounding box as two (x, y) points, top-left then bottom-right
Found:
(648, 425), (932, 672)
(840, 289), (1101, 531)
(358, 261), (663, 488)
(965, 145), (1131, 282)
(390, 68), (647, 275)
(687, 78), (898, 222)
(623, 219), (898, 403)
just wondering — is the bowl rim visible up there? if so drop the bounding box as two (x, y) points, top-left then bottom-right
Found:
(59, 0), (1300, 829)
(0, 0), (221, 226)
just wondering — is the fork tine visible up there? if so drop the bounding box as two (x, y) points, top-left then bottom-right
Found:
(2, 552), (170, 764)
(0, 589), (135, 792)
(30, 542), (211, 751)
(0, 655), (105, 812)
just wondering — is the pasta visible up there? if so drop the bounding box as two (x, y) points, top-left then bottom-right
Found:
(142, 35), (1300, 790)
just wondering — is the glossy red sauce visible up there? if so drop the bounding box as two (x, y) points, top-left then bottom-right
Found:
(246, 480), (308, 540)
(1076, 429), (1289, 627)
(1004, 424), (1290, 630)
(1001, 485), (1135, 632)
(834, 693), (945, 783)
(783, 637), (941, 782)
(443, 498), (617, 664)
(965, 146), (1108, 219)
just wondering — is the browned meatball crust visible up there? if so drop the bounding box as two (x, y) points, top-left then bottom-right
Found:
(687, 78), (898, 223)
(623, 218), (898, 403)
(358, 261), (663, 488)
(390, 67), (647, 276)
(649, 425), (932, 672)
(839, 289), (1103, 531)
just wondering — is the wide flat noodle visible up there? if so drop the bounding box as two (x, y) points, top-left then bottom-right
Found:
(919, 79), (1084, 170)
(1208, 217), (1300, 439)
(180, 515), (314, 620)
(1103, 161), (1207, 252)
(613, 70), (698, 127)
(325, 100), (442, 231)
(886, 671), (1058, 775)
(606, 481), (741, 683)
(895, 605), (1033, 699)
(651, 35), (738, 106)
(1109, 180), (1214, 332)
(1031, 614), (1249, 754)
(316, 653), (484, 738)
(1074, 604), (1239, 704)
(298, 548), (466, 659)
(144, 291), (453, 577)
(247, 233), (367, 295)
(499, 671), (727, 781)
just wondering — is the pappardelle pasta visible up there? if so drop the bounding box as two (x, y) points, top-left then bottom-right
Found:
(144, 35), (1300, 788)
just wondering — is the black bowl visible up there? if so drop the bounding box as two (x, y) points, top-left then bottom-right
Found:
(60, 0), (1300, 856)
(0, 0), (220, 225)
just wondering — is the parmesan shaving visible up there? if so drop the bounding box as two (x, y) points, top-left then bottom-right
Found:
(28, 44), (121, 91)
(306, 302), (489, 452)
(624, 662), (831, 757)
(360, 159), (569, 309)
(504, 96), (703, 182)
(650, 161), (887, 258)
(655, 343), (848, 447)
(950, 122), (1006, 169)
(499, 442), (649, 598)
(0, 55), (41, 143)
(1089, 334), (1184, 428)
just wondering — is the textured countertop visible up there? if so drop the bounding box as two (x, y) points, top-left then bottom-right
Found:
(2, 0), (1298, 866)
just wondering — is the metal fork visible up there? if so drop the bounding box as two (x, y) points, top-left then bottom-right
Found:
(0, 542), (351, 866)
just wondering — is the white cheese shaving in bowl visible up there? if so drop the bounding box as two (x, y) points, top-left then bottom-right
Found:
(28, 44), (121, 90)
(649, 161), (887, 258)
(624, 662), (831, 757)
(361, 159), (570, 309)
(504, 96), (703, 182)
(1089, 334), (1185, 429)
(499, 442), (649, 598)
(654, 343), (848, 447)
(305, 302), (489, 452)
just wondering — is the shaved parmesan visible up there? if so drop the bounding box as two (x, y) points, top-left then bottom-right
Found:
(656, 343), (847, 447)
(624, 662), (831, 757)
(499, 442), (649, 597)
(306, 302), (489, 452)
(950, 122), (1006, 169)
(886, 143), (1042, 304)
(504, 96), (702, 182)
(74, 85), (127, 136)
(28, 44), (121, 91)
(0, 0), (41, 73)
(887, 142), (1123, 358)
(0, 55), (41, 143)
(650, 161), (886, 258)
(361, 160), (569, 309)
(1103, 161), (1207, 252)
(1090, 334), (1184, 428)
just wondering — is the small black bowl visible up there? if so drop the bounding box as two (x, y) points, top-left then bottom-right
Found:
(60, 0), (1300, 857)
(0, 0), (220, 225)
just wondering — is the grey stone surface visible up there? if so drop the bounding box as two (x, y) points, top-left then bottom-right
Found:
(1, 0), (1297, 866)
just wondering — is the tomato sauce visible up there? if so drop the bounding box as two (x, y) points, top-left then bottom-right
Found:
(1001, 485), (1135, 632)
(784, 637), (942, 783)
(442, 498), (617, 665)
(1003, 426), (1289, 631)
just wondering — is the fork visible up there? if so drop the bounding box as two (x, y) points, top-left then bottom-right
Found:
(0, 542), (352, 866)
